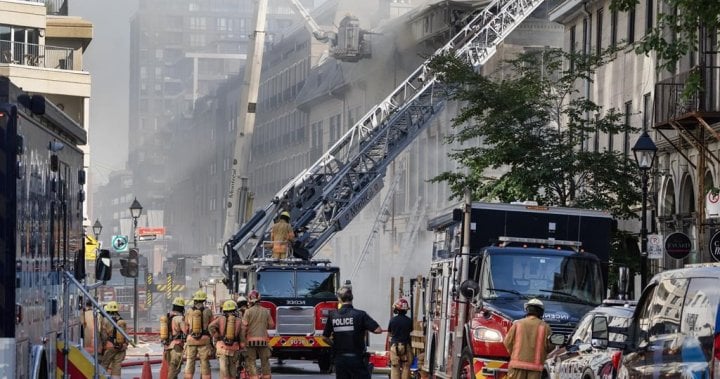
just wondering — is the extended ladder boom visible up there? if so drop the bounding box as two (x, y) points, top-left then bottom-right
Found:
(225, 0), (545, 277)
(288, 0), (331, 42)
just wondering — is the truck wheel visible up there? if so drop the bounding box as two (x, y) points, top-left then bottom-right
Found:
(318, 356), (333, 373)
(455, 347), (474, 379)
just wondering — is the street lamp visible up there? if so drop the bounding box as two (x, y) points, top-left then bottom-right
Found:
(92, 219), (103, 240)
(632, 131), (657, 289)
(129, 197), (143, 344)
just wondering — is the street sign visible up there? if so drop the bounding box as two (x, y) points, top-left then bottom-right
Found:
(665, 232), (692, 260)
(709, 231), (720, 262)
(707, 192), (720, 219)
(111, 235), (129, 253)
(647, 234), (663, 260)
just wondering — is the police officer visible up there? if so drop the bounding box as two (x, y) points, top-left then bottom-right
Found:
(503, 298), (553, 379)
(163, 297), (187, 379)
(183, 290), (214, 379)
(99, 301), (128, 379)
(323, 284), (382, 379)
(209, 300), (244, 379)
(388, 298), (413, 379)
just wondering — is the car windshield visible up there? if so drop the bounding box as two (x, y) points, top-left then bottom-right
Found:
(256, 269), (338, 299)
(481, 253), (604, 305)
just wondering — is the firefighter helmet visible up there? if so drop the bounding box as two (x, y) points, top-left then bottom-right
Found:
(524, 298), (544, 311)
(237, 295), (248, 307)
(193, 290), (208, 301)
(222, 300), (237, 312)
(248, 290), (261, 302)
(104, 301), (119, 312)
(393, 298), (410, 312)
(172, 297), (185, 307)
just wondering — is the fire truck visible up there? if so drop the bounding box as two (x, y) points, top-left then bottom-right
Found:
(421, 202), (614, 378)
(0, 77), (131, 378)
(221, 0), (547, 372)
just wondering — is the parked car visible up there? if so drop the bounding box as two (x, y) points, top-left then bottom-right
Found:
(588, 264), (720, 379)
(545, 300), (635, 379)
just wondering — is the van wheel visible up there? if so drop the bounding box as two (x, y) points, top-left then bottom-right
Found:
(455, 347), (474, 379)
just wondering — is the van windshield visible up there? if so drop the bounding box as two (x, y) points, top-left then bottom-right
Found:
(481, 253), (604, 305)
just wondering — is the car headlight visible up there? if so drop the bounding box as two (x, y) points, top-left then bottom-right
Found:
(472, 327), (503, 342)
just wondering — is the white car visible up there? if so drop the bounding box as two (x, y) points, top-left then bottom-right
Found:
(545, 302), (634, 379)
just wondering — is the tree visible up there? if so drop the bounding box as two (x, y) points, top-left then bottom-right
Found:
(429, 48), (642, 220)
(611, 0), (720, 72)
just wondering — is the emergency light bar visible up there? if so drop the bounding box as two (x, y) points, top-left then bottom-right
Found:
(497, 236), (582, 248)
(684, 262), (720, 268)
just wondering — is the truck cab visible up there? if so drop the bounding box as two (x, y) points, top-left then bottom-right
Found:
(234, 258), (340, 372)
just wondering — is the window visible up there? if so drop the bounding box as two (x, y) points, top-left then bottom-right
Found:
(645, 0), (653, 34)
(594, 114), (600, 152)
(596, 8), (604, 55)
(608, 130), (614, 151)
(643, 93), (651, 131)
(582, 16), (590, 56)
(570, 25), (576, 71)
(624, 101), (632, 156)
(634, 283), (657, 343)
(647, 278), (688, 339)
(681, 278), (720, 337)
(627, 7), (636, 43)
(611, 9), (618, 47)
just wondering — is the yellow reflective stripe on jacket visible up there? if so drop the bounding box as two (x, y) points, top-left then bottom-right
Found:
(508, 323), (546, 371)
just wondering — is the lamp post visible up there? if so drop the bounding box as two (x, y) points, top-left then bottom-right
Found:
(632, 131), (657, 289)
(129, 198), (143, 344)
(92, 219), (103, 241)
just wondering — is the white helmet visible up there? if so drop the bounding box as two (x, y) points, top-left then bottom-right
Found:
(524, 298), (544, 311)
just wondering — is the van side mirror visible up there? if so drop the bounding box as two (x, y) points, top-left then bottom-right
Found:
(95, 249), (112, 282)
(549, 333), (566, 346)
(591, 315), (609, 349)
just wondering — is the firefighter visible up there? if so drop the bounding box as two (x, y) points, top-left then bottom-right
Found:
(243, 290), (275, 379)
(388, 298), (413, 379)
(99, 301), (128, 379)
(209, 300), (244, 379)
(161, 297), (187, 379)
(237, 295), (249, 316)
(270, 211), (295, 259)
(503, 298), (553, 379)
(183, 290), (214, 379)
(322, 284), (382, 379)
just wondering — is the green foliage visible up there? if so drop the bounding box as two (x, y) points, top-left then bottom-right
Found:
(611, 0), (720, 72)
(429, 48), (642, 219)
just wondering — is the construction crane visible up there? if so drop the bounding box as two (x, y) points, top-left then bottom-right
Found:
(223, 0), (547, 289)
(287, 0), (372, 62)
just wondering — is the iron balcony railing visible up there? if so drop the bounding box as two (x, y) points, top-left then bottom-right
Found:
(0, 40), (75, 70)
(654, 66), (720, 126)
(22, 0), (68, 15)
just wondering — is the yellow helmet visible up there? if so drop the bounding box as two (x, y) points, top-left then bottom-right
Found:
(193, 290), (207, 301)
(222, 300), (237, 312)
(104, 301), (119, 312)
(172, 297), (185, 307)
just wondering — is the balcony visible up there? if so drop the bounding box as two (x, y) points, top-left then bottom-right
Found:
(654, 66), (720, 130)
(22, 0), (68, 15)
(0, 40), (74, 70)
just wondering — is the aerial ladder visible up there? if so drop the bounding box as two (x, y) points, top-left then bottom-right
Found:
(223, 0), (546, 290)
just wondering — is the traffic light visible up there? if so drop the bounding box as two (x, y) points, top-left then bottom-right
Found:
(120, 248), (139, 278)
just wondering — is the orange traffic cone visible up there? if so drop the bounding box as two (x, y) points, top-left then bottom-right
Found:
(159, 353), (168, 379)
(141, 353), (153, 379)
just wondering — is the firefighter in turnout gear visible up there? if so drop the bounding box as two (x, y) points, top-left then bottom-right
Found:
(99, 301), (127, 379)
(209, 300), (245, 379)
(388, 298), (413, 379)
(243, 290), (275, 379)
(161, 297), (187, 379)
(270, 211), (295, 259)
(183, 290), (215, 379)
(323, 284), (382, 379)
(503, 298), (553, 379)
